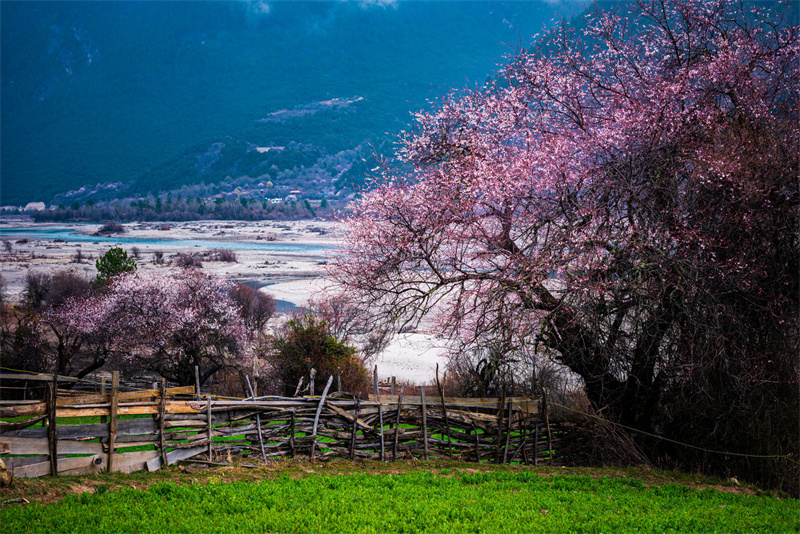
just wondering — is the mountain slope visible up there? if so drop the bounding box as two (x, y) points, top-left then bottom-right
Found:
(1, 1), (580, 206)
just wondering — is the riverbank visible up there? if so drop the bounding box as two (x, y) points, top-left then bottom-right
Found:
(0, 219), (336, 301)
(0, 219), (447, 384)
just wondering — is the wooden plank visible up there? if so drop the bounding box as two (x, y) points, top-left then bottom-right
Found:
(419, 387), (429, 461)
(365, 395), (539, 413)
(109, 450), (160, 474)
(0, 415), (47, 433)
(1, 419), (157, 440)
(159, 378), (168, 470)
(1, 437), (105, 455)
(349, 394), (360, 461)
(146, 445), (207, 472)
(164, 420), (207, 429)
(3, 455), (49, 469)
(108, 372), (119, 473)
(11, 450), (160, 478)
(0, 374), (76, 382)
(47, 380), (57, 476)
(1, 401), (203, 419)
(324, 402), (373, 431)
(50, 386), (196, 407)
(13, 456), (95, 478)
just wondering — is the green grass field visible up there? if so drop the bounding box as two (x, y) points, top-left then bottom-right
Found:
(1, 462), (796, 533)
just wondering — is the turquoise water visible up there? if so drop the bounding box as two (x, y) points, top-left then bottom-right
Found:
(0, 226), (330, 255)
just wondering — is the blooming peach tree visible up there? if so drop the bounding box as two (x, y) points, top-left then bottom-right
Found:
(332, 0), (798, 481)
(50, 269), (252, 386)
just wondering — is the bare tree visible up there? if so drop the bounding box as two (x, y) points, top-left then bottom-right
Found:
(229, 283), (276, 334)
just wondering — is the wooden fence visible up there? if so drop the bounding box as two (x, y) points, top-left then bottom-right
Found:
(0, 372), (570, 478)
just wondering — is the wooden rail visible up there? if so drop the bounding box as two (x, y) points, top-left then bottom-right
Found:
(1, 384), (567, 478)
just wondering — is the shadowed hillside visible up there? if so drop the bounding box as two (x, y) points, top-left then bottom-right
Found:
(1, 1), (581, 206)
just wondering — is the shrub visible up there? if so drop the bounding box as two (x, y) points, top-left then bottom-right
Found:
(96, 222), (125, 234)
(213, 248), (238, 263)
(175, 253), (203, 269)
(265, 313), (369, 396)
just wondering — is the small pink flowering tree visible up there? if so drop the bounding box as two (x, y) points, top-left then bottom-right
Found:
(51, 269), (252, 386)
(332, 0), (798, 486)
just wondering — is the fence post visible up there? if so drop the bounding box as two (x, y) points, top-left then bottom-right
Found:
(521, 414), (530, 466)
(495, 387), (506, 464)
(374, 365), (385, 461)
(293, 377), (304, 397)
(311, 375), (334, 460)
(502, 397), (513, 464)
(310, 368), (317, 396)
(206, 397), (213, 461)
(195, 366), (201, 401)
(246, 375), (267, 464)
(392, 385), (404, 461)
(100, 376), (107, 425)
(473, 423), (481, 462)
(159, 379), (168, 467)
(435, 364), (452, 459)
(46, 375), (58, 476)
(350, 393), (360, 461)
(108, 371), (119, 473)
(289, 410), (296, 459)
(419, 387), (429, 461)
(542, 387), (553, 465)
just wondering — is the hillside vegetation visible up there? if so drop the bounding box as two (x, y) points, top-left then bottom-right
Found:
(1, 1), (577, 206)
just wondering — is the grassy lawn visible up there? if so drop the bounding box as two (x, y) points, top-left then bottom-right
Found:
(1, 461), (796, 533)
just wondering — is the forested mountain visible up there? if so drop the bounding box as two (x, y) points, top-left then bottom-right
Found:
(1, 1), (581, 207)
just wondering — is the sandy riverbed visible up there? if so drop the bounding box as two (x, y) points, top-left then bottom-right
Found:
(0, 219), (448, 384)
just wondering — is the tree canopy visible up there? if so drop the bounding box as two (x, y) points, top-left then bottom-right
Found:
(95, 246), (137, 285)
(266, 313), (369, 397)
(332, 0), (798, 490)
(51, 269), (252, 386)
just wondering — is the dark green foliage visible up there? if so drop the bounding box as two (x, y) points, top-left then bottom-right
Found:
(95, 247), (137, 285)
(267, 313), (369, 396)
